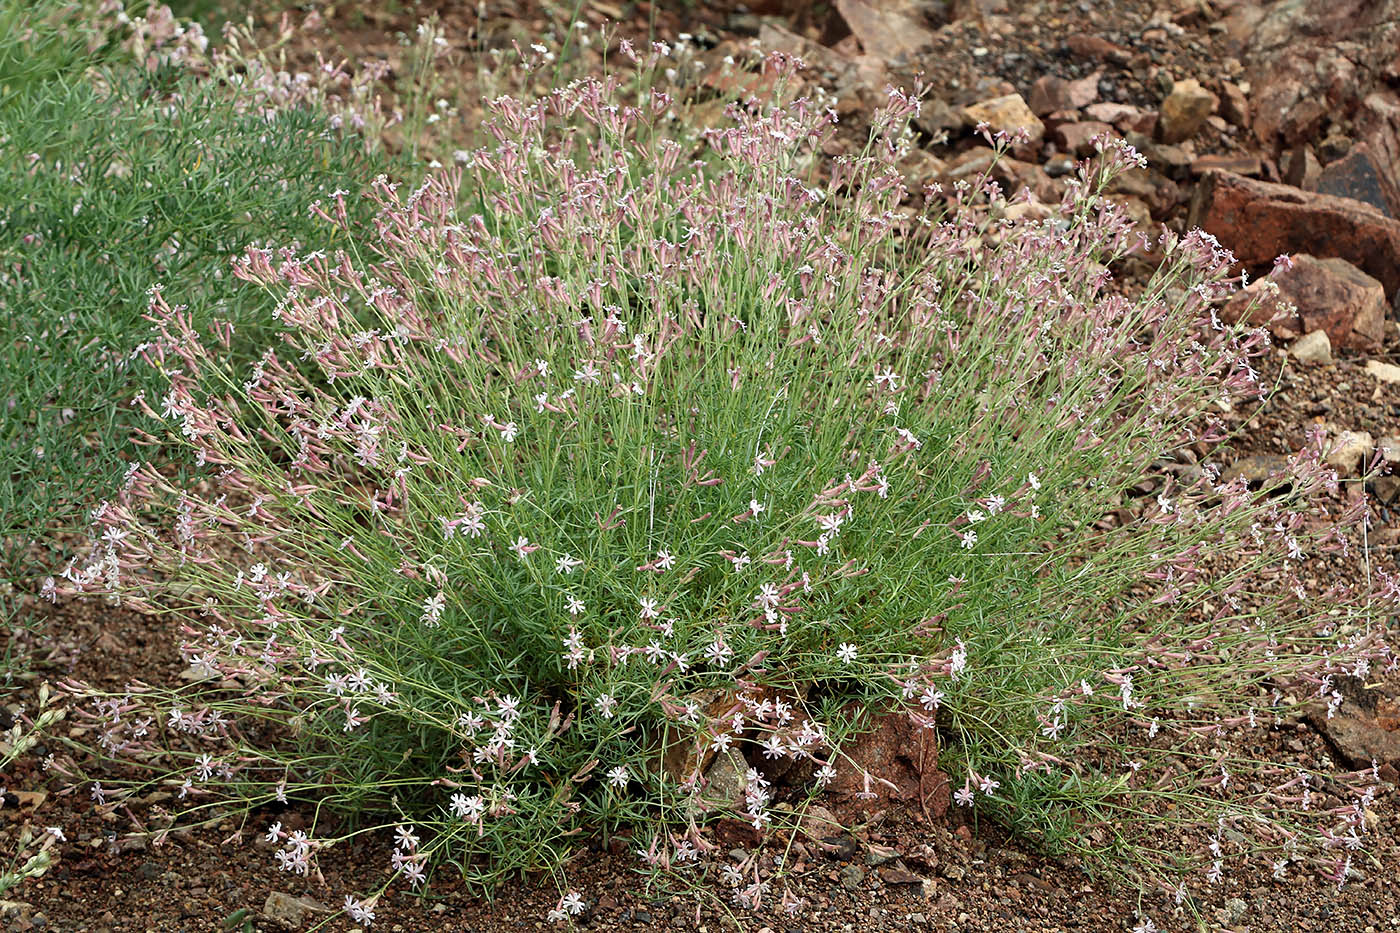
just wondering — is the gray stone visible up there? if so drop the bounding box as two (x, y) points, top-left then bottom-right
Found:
(1317, 143), (1400, 218)
(1220, 454), (1290, 485)
(262, 892), (329, 928)
(699, 747), (747, 809)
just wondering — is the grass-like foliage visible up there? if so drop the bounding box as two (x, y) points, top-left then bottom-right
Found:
(60, 48), (1390, 922)
(0, 0), (387, 583)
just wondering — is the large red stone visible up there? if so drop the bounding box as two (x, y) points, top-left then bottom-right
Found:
(1188, 170), (1400, 301)
(824, 710), (949, 821)
(1221, 254), (1387, 349)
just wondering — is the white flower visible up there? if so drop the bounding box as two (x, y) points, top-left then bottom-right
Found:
(704, 638), (733, 666)
(836, 643), (857, 664)
(450, 793), (486, 822)
(607, 765), (629, 788)
(556, 553), (582, 574)
(561, 891), (586, 915)
(420, 591), (445, 626)
(566, 595), (585, 615)
(655, 549), (675, 571)
(343, 894), (375, 925)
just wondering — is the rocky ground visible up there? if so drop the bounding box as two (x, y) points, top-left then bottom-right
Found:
(7, 0), (1400, 929)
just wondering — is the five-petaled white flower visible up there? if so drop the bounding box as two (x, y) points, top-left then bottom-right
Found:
(836, 643), (857, 664)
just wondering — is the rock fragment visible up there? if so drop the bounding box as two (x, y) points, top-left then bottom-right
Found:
(1220, 454), (1290, 485)
(833, 0), (935, 62)
(263, 892), (330, 928)
(1324, 430), (1373, 475)
(1158, 78), (1218, 143)
(1316, 143), (1400, 218)
(1028, 72), (1099, 116)
(1188, 171), (1400, 302)
(1366, 360), (1400, 383)
(1221, 254), (1386, 349)
(1288, 330), (1331, 365)
(1052, 120), (1115, 156)
(961, 93), (1045, 146)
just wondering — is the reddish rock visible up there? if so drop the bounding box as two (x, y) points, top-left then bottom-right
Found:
(1188, 170), (1400, 301)
(832, 0), (934, 61)
(1121, 109), (1158, 136)
(1081, 102), (1144, 129)
(1190, 153), (1262, 177)
(941, 147), (995, 185)
(1220, 254), (1387, 349)
(1027, 72), (1099, 116)
(1052, 120), (1116, 156)
(1218, 80), (1250, 129)
(1065, 32), (1129, 63)
(1358, 92), (1400, 194)
(824, 711), (949, 820)
(1250, 73), (1303, 146)
(1282, 145), (1322, 190)
(1281, 98), (1329, 147)
(1317, 142), (1400, 218)
(1308, 682), (1400, 768)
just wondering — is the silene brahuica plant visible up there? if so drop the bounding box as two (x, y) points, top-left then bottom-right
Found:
(54, 38), (1394, 926)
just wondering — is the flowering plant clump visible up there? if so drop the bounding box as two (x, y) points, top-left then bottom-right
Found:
(59, 49), (1391, 920)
